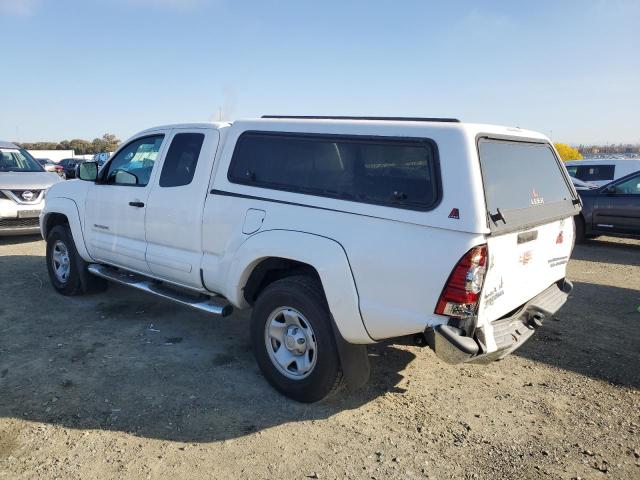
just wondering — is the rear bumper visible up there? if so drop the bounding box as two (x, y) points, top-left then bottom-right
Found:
(427, 279), (573, 364)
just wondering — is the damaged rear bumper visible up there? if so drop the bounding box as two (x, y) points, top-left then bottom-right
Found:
(426, 279), (573, 364)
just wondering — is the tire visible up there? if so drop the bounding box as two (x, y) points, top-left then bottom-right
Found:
(46, 224), (106, 295)
(574, 215), (586, 244)
(251, 275), (343, 403)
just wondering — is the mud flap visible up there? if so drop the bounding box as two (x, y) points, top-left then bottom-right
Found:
(330, 316), (370, 390)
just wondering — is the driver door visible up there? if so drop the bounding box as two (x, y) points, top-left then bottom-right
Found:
(84, 134), (167, 273)
(593, 172), (640, 235)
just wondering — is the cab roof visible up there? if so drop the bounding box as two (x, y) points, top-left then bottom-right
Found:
(137, 118), (549, 143)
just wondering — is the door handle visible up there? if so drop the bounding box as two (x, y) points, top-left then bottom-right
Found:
(129, 201), (145, 208)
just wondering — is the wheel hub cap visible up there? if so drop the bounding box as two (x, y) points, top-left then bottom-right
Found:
(52, 240), (71, 283)
(264, 307), (317, 380)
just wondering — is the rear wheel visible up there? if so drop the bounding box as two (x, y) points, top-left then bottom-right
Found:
(251, 276), (343, 402)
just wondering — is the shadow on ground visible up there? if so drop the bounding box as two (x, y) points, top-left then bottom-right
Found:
(570, 237), (640, 266)
(0, 254), (414, 443)
(516, 278), (640, 390)
(0, 234), (42, 247)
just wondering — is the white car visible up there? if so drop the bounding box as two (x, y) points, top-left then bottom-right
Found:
(0, 141), (62, 235)
(41, 116), (580, 402)
(565, 159), (640, 187)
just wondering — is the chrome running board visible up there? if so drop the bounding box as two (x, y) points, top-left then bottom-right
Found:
(87, 264), (233, 317)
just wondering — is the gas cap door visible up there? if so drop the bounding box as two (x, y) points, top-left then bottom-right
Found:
(242, 209), (266, 234)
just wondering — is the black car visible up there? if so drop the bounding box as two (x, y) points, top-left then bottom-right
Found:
(575, 169), (640, 241)
(58, 158), (84, 179)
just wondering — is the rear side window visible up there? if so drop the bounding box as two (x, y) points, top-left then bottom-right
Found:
(573, 165), (615, 182)
(159, 133), (205, 187)
(228, 132), (439, 210)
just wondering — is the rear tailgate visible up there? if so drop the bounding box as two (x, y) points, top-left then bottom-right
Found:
(475, 137), (580, 325)
(479, 217), (574, 323)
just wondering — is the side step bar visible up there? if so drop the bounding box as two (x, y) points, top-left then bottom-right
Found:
(87, 264), (233, 317)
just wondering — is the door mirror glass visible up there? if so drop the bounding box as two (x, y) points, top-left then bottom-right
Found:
(78, 162), (98, 181)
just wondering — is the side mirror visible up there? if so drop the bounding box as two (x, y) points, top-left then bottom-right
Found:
(78, 162), (98, 181)
(603, 185), (617, 195)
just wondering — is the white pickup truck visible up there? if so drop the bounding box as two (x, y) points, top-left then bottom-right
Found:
(41, 116), (580, 402)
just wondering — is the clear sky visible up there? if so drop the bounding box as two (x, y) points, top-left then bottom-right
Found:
(1, 0), (638, 145)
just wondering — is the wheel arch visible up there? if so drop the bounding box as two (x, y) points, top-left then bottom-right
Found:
(226, 229), (373, 345)
(41, 197), (93, 262)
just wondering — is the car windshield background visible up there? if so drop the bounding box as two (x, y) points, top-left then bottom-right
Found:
(0, 148), (44, 172)
(228, 132), (438, 210)
(104, 135), (164, 186)
(478, 139), (577, 231)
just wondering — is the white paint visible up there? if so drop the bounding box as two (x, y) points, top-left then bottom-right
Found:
(43, 118), (577, 348)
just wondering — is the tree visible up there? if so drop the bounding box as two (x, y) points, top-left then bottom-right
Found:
(554, 143), (583, 161)
(15, 134), (120, 155)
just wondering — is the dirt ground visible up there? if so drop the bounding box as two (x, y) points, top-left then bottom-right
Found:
(0, 235), (639, 480)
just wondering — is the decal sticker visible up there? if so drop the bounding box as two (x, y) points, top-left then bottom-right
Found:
(483, 277), (504, 306)
(548, 256), (568, 267)
(556, 231), (564, 244)
(448, 208), (460, 219)
(519, 251), (533, 265)
(530, 188), (544, 206)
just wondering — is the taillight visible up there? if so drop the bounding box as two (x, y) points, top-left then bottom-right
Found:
(435, 244), (488, 318)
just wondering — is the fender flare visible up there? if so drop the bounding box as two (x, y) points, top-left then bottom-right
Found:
(226, 229), (373, 345)
(41, 197), (93, 262)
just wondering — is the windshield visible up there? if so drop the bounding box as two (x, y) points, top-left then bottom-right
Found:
(478, 139), (579, 231)
(0, 148), (44, 172)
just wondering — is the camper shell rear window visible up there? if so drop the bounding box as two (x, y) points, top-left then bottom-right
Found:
(478, 137), (580, 233)
(228, 131), (441, 211)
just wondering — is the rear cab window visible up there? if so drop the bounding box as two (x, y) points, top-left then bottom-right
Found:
(478, 138), (579, 232)
(228, 131), (440, 211)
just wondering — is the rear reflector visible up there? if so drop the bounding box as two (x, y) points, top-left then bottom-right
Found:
(435, 244), (488, 318)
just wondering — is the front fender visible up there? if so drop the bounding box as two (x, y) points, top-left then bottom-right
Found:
(41, 197), (93, 262)
(226, 229), (373, 344)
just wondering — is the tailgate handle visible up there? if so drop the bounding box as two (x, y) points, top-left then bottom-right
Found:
(517, 230), (538, 244)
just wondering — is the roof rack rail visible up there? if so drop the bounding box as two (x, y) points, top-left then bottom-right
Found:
(261, 115), (460, 123)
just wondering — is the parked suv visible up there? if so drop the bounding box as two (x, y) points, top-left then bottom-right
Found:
(41, 117), (580, 401)
(1, 141), (62, 235)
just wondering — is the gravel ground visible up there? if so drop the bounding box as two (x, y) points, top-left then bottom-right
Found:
(0, 235), (639, 479)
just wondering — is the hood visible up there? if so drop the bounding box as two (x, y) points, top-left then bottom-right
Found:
(0, 171), (62, 190)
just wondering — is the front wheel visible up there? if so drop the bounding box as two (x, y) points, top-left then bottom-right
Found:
(250, 276), (343, 403)
(46, 224), (107, 295)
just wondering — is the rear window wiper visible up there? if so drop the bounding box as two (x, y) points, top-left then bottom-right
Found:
(489, 208), (506, 225)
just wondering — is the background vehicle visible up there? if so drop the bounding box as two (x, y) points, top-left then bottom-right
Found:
(1, 141), (62, 235)
(57, 158), (85, 179)
(571, 177), (598, 191)
(565, 159), (640, 187)
(37, 158), (66, 178)
(41, 118), (580, 402)
(93, 152), (111, 168)
(574, 170), (640, 241)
